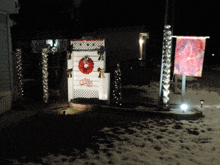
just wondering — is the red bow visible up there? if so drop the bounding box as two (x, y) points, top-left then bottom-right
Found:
(98, 52), (104, 61)
(97, 67), (105, 78)
(67, 68), (73, 78)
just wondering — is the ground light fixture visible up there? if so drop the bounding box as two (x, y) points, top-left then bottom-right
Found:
(180, 103), (188, 112)
(200, 100), (204, 108)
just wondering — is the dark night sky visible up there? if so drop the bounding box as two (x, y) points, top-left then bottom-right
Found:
(11, 0), (220, 54)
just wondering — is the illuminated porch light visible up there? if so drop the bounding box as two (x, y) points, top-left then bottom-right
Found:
(46, 39), (59, 54)
(139, 33), (148, 61)
(54, 39), (59, 47)
(46, 39), (59, 47)
(46, 39), (53, 47)
(139, 39), (144, 45)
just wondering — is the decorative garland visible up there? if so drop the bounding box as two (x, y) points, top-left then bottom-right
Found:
(112, 63), (122, 106)
(51, 47), (57, 54)
(15, 49), (24, 99)
(42, 48), (49, 103)
(161, 25), (172, 107)
(78, 56), (94, 75)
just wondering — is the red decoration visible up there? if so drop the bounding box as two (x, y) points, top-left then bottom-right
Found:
(174, 37), (206, 77)
(78, 57), (94, 74)
(79, 78), (93, 87)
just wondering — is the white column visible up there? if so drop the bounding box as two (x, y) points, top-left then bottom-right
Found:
(15, 48), (23, 99)
(42, 48), (49, 103)
(99, 73), (110, 104)
(67, 51), (74, 102)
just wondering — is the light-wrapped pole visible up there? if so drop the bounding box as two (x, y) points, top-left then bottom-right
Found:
(112, 63), (122, 106)
(15, 48), (24, 99)
(161, 25), (172, 107)
(42, 48), (49, 103)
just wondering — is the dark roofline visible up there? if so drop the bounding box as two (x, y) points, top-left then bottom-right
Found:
(83, 25), (149, 35)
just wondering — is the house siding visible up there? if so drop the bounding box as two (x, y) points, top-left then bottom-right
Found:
(0, 0), (18, 14)
(0, 2), (17, 114)
(97, 32), (140, 59)
(83, 26), (148, 64)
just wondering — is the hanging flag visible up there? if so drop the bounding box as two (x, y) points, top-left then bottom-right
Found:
(174, 37), (206, 77)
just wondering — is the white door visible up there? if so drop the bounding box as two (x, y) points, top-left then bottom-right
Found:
(67, 39), (106, 101)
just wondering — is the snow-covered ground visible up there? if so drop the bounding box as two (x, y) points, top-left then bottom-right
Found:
(4, 67), (220, 165)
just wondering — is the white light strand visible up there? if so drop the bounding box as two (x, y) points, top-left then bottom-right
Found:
(15, 49), (24, 98)
(112, 64), (122, 106)
(162, 25), (172, 107)
(42, 48), (49, 103)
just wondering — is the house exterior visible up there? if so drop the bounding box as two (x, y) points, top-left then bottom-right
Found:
(0, 0), (20, 114)
(10, 25), (149, 104)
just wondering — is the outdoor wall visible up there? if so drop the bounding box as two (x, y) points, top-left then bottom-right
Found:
(0, 0), (19, 114)
(97, 32), (140, 64)
(83, 26), (149, 70)
(0, 0), (19, 14)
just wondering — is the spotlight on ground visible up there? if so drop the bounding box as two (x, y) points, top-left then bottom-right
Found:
(180, 103), (188, 112)
(200, 100), (204, 108)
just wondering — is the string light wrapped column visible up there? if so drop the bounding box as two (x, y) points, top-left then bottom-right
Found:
(42, 48), (49, 103)
(15, 49), (24, 99)
(112, 63), (122, 106)
(162, 25), (172, 108)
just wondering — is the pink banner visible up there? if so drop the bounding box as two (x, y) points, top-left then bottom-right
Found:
(174, 37), (206, 77)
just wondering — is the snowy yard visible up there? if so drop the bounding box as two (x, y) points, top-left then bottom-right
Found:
(1, 67), (220, 165)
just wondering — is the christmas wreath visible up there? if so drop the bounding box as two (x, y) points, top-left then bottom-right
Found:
(78, 56), (94, 75)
